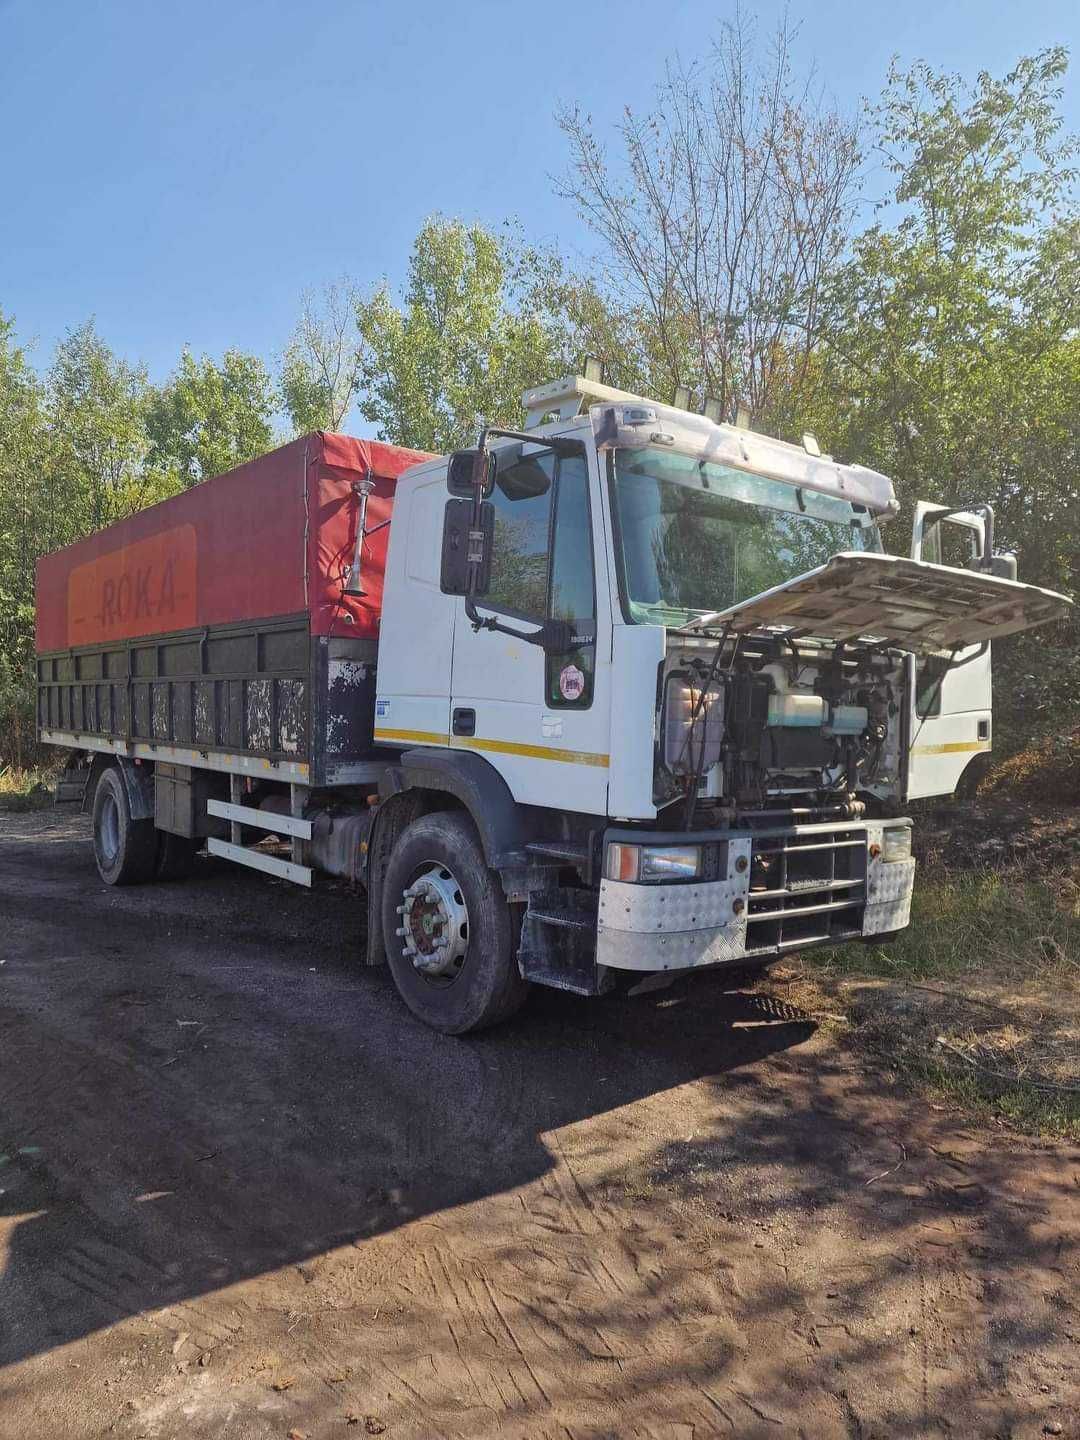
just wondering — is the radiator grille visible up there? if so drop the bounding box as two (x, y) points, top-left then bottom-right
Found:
(745, 826), (866, 954)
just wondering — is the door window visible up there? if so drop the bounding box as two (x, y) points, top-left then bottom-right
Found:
(915, 654), (950, 717)
(546, 453), (596, 709)
(477, 447), (597, 709)
(920, 514), (980, 570)
(485, 452), (555, 621)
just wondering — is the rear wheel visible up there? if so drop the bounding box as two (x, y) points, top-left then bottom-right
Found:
(381, 811), (528, 1034)
(92, 767), (157, 886)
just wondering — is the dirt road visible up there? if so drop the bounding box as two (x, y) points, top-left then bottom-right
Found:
(1, 810), (1077, 1438)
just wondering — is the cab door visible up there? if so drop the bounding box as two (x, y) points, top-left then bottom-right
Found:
(904, 502), (992, 800)
(448, 443), (611, 816)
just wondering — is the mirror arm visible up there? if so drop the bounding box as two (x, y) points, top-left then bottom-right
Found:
(464, 594), (547, 647)
(475, 426), (585, 459)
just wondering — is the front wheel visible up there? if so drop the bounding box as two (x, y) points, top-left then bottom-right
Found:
(381, 811), (528, 1034)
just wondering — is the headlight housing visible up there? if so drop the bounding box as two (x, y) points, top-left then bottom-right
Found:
(881, 825), (912, 863)
(605, 842), (703, 883)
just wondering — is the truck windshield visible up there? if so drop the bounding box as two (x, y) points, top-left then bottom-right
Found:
(610, 447), (883, 624)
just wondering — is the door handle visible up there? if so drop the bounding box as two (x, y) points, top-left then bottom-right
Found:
(452, 707), (476, 737)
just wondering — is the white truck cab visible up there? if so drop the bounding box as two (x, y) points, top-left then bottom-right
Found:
(366, 374), (1070, 1025)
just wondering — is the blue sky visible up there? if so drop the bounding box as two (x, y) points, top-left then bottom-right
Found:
(1, 0), (1077, 393)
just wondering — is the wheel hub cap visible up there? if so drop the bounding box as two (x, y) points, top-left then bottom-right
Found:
(395, 864), (469, 978)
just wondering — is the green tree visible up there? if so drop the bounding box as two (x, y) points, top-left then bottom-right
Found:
(354, 218), (575, 452)
(0, 312), (51, 764)
(807, 49), (1080, 742)
(49, 319), (156, 530)
(812, 50), (1078, 555)
(146, 348), (276, 487)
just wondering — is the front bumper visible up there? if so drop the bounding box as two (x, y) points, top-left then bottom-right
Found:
(596, 820), (914, 973)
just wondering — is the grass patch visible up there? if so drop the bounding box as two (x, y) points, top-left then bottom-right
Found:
(0, 765), (55, 812)
(816, 867), (1079, 986)
(800, 863), (1080, 1140)
(905, 1053), (1080, 1140)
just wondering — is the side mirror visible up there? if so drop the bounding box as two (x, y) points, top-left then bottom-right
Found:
(446, 441), (523, 498)
(989, 552), (1018, 581)
(447, 450), (486, 497)
(440, 498), (493, 596)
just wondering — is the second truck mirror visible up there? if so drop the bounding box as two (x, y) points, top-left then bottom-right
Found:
(440, 498), (493, 596)
(447, 441), (524, 498)
(447, 450), (485, 497)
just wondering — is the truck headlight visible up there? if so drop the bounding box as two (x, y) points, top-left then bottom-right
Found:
(605, 842), (702, 883)
(881, 826), (912, 863)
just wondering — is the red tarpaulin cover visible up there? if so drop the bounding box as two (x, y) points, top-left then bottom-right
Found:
(35, 433), (432, 653)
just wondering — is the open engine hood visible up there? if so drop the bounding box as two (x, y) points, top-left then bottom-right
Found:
(692, 552), (1072, 655)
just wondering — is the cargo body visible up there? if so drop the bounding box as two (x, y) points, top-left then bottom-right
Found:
(36, 434), (428, 785)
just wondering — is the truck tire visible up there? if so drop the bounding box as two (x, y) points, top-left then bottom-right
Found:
(92, 766), (157, 886)
(381, 811), (528, 1034)
(155, 830), (199, 881)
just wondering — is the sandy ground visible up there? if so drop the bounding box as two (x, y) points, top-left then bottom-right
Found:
(0, 808), (1078, 1439)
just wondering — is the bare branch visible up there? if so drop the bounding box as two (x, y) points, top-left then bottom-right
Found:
(555, 12), (860, 424)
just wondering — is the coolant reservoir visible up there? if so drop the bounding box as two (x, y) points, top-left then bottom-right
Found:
(664, 674), (725, 773)
(766, 692), (826, 728)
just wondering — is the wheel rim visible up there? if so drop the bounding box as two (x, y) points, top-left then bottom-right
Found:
(98, 791), (121, 864)
(395, 862), (470, 985)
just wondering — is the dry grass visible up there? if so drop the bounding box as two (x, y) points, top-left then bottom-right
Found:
(977, 724), (1080, 805)
(793, 862), (1080, 1139)
(0, 764), (55, 811)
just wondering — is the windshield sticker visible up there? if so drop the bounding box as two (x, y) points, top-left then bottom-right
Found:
(559, 664), (585, 701)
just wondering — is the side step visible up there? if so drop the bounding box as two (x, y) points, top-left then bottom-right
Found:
(519, 888), (603, 996)
(520, 965), (598, 996)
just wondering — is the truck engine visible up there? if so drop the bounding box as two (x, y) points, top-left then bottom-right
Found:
(655, 633), (905, 823)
